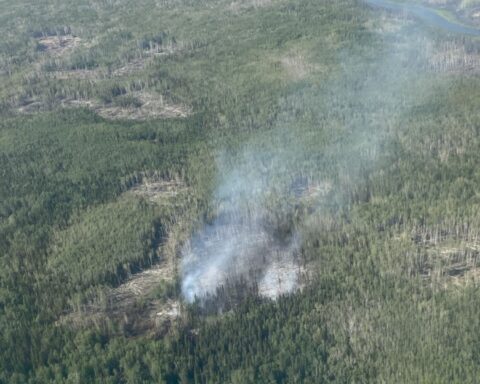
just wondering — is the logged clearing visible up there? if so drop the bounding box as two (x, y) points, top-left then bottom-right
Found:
(37, 35), (82, 55)
(59, 259), (182, 335)
(438, 242), (480, 287)
(109, 262), (175, 311)
(63, 92), (191, 120)
(129, 178), (188, 203)
(58, 176), (189, 334)
(414, 239), (480, 288)
(112, 43), (181, 77)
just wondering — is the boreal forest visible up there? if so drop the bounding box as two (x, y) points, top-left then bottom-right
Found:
(1, 0), (480, 382)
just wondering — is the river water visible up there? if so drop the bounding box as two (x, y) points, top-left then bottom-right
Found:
(365, 0), (480, 36)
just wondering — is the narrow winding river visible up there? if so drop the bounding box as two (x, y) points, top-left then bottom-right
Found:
(365, 0), (480, 36)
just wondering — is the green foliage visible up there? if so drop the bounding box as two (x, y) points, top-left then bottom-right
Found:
(48, 197), (159, 294)
(1, 0), (480, 382)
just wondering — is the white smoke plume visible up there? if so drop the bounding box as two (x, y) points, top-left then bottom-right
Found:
(180, 0), (466, 304)
(181, 148), (303, 303)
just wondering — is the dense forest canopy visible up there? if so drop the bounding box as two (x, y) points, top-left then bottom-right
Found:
(1, 0), (480, 382)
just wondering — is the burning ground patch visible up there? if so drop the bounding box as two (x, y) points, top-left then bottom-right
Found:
(180, 146), (329, 306)
(258, 259), (305, 299)
(181, 216), (304, 303)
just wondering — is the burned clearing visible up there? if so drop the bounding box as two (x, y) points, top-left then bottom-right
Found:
(181, 217), (306, 302)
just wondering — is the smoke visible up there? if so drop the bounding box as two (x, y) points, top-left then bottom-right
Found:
(180, 0), (455, 304)
(181, 147), (303, 303)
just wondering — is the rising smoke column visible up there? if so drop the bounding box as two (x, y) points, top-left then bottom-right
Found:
(181, 147), (303, 303)
(180, 2), (436, 303)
